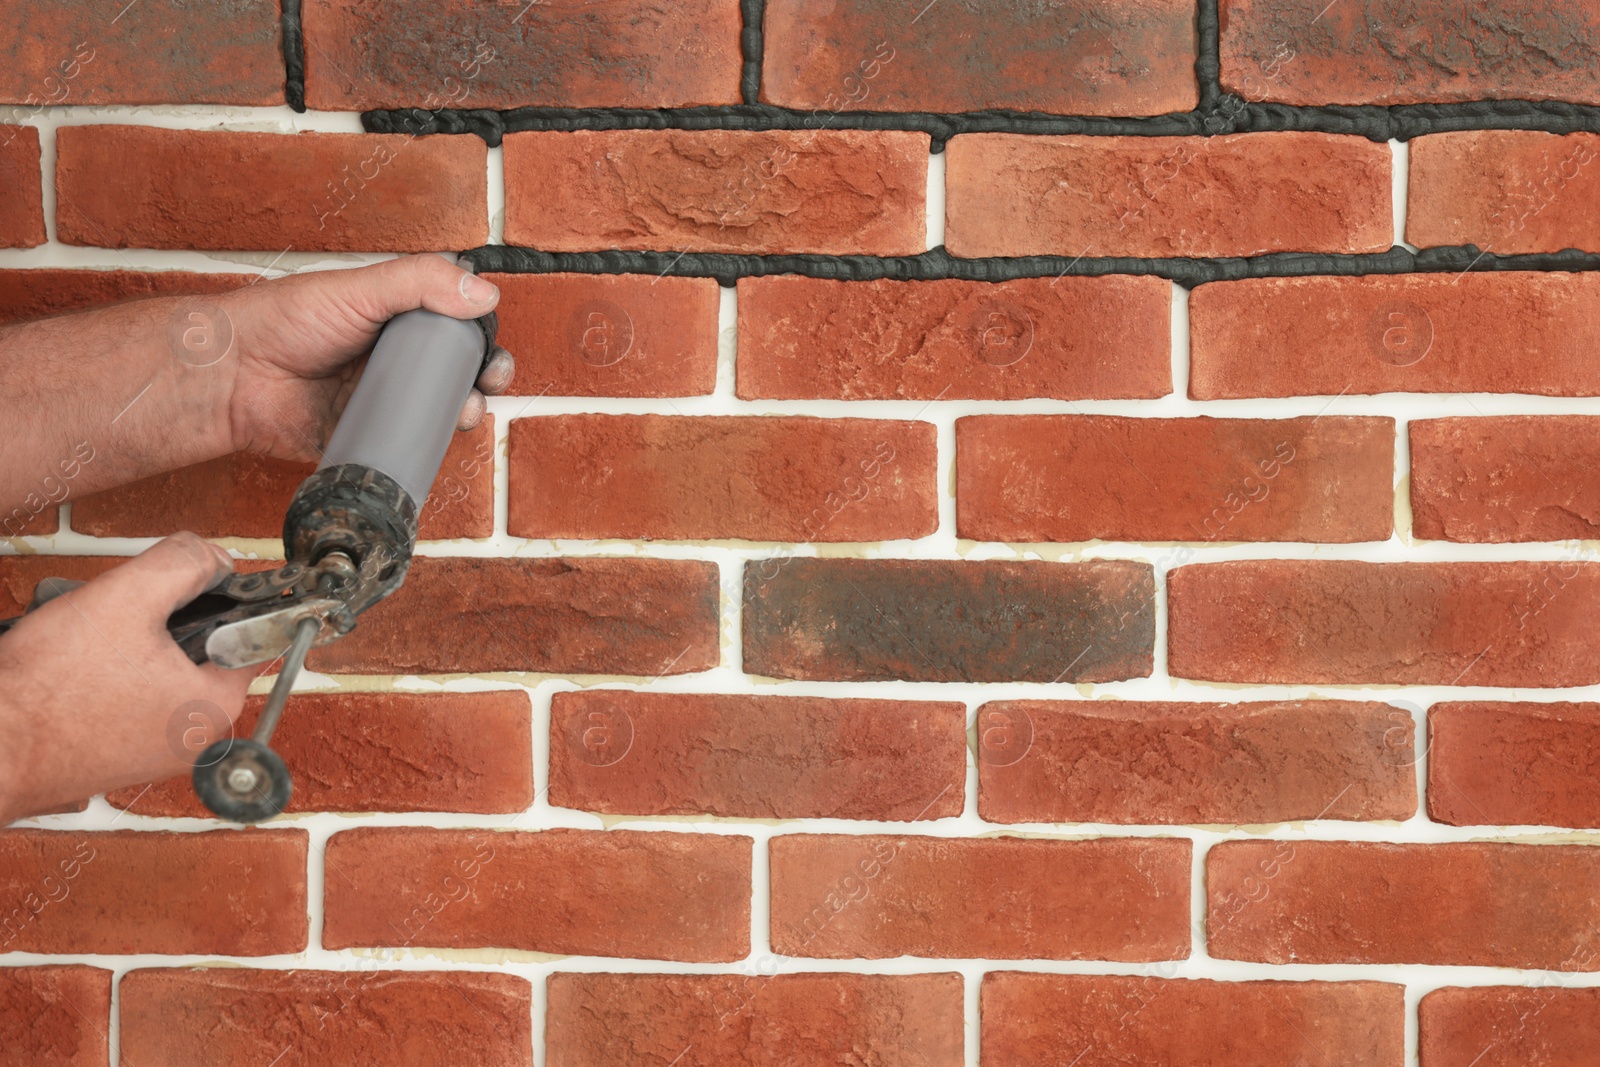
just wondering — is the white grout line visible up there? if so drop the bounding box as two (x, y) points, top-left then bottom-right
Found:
(925, 147), (946, 251)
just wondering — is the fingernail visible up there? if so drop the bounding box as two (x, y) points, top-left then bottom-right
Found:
(460, 272), (499, 305)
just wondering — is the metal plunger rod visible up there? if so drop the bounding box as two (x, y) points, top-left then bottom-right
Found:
(254, 616), (318, 746)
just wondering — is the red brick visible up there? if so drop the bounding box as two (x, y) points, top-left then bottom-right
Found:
(0, 830), (306, 955)
(1190, 272), (1600, 398)
(770, 834), (1189, 960)
(762, 0), (1196, 115)
(547, 972), (962, 1067)
(978, 700), (1417, 825)
(956, 415), (1394, 543)
(323, 827), (750, 961)
(735, 275), (1172, 401)
(120, 968), (532, 1067)
(503, 130), (928, 254)
(1421, 986), (1600, 1066)
(983, 973), (1404, 1067)
(1169, 560), (1600, 686)
(1429, 702), (1600, 829)
(1412, 416), (1600, 541)
(303, 0), (740, 111)
(0, 966), (109, 1067)
(1409, 131), (1600, 253)
(2, 504), (58, 538)
(0, 3), (282, 106)
(508, 414), (937, 541)
(107, 691), (532, 818)
(0, 127), (43, 248)
(487, 273), (718, 397)
(1218, 0), (1600, 106)
(744, 558), (1154, 683)
(55, 126), (487, 252)
(308, 556), (719, 677)
(945, 132), (1391, 259)
(73, 418), (495, 541)
(0, 268), (251, 326)
(1209, 840), (1600, 969)
(549, 691), (965, 820)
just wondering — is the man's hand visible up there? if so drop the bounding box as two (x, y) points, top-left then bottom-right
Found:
(0, 534), (254, 823)
(223, 254), (516, 462)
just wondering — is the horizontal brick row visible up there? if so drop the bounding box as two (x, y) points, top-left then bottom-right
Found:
(108, 691), (533, 818)
(10, 964), (1600, 1065)
(0, 555), (719, 677)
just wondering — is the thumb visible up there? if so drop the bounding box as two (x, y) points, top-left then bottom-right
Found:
(97, 532), (234, 617)
(326, 253), (500, 325)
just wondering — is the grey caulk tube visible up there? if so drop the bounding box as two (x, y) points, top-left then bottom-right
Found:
(317, 306), (484, 506)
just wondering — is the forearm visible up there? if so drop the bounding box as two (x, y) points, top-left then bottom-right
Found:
(0, 296), (237, 526)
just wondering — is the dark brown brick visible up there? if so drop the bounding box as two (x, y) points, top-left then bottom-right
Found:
(771, 835), (1190, 960)
(1218, 0), (1600, 106)
(120, 968), (533, 1067)
(946, 132), (1391, 258)
(1209, 840), (1600, 969)
(1190, 272), (1600, 398)
(983, 973), (1405, 1067)
(549, 691), (966, 821)
(487, 273), (719, 398)
(503, 129), (928, 255)
(735, 275), (1172, 401)
(978, 700), (1417, 825)
(0, 965), (109, 1067)
(1429, 702), (1600, 829)
(1169, 560), (1600, 686)
(508, 415), (937, 541)
(1409, 131), (1600, 253)
(743, 558), (1155, 683)
(762, 0), (1196, 115)
(547, 972), (963, 1067)
(107, 691), (532, 817)
(1421, 986), (1600, 1066)
(957, 415), (1394, 543)
(323, 827), (751, 961)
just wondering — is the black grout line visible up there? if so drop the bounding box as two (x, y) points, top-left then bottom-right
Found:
(282, 0), (306, 113)
(461, 244), (1600, 291)
(740, 0), (765, 106)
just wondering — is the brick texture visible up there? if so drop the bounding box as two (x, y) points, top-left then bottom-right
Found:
(762, 0), (1196, 115)
(743, 558), (1155, 683)
(1408, 131), (1600, 253)
(1209, 841), (1600, 969)
(546, 972), (963, 1067)
(322, 827), (751, 961)
(0, 830), (306, 956)
(107, 691), (532, 818)
(0, 127), (44, 248)
(1421, 986), (1600, 1066)
(770, 835), (1190, 960)
(1168, 560), (1600, 686)
(945, 132), (1392, 258)
(0, 268), (251, 326)
(3, 501), (60, 539)
(956, 415), (1395, 543)
(55, 126), (487, 252)
(1190, 272), (1600, 398)
(983, 973), (1405, 1067)
(303, 0), (741, 111)
(1429, 702), (1600, 829)
(120, 968), (533, 1067)
(1218, 0), (1600, 106)
(486, 273), (718, 397)
(1411, 416), (1600, 541)
(549, 691), (966, 820)
(503, 130), (928, 254)
(508, 415), (936, 542)
(0, 965), (109, 1067)
(977, 700), (1417, 825)
(74, 418), (494, 541)
(735, 275), (1173, 401)
(0, 1), (282, 106)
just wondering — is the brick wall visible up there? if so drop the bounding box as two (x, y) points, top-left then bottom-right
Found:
(4, 1), (1600, 1064)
